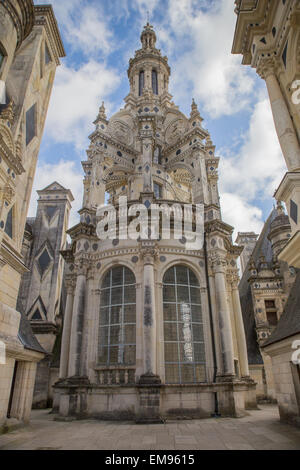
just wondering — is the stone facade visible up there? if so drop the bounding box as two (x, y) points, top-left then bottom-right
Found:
(235, 232), (258, 277)
(238, 204), (295, 401)
(53, 23), (256, 422)
(232, 0), (300, 267)
(17, 182), (73, 408)
(233, 0), (300, 425)
(0, 2), (65, 431)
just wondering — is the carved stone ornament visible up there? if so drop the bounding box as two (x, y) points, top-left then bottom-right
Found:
(109, 120), (133, 146)
(165, 119), (187, 145)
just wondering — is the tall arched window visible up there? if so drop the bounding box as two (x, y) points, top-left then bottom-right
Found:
(152, 69), (158, 95)
(139, 70), (144, 96)
(98, 266), (136, 366)
(163, 265), (206, 384)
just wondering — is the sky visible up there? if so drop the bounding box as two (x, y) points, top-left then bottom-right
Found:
(30, 0), (286, 238)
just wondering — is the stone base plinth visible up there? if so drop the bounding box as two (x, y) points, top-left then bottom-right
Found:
(52, 377), (256, 421)
(136, 374), (163, 424)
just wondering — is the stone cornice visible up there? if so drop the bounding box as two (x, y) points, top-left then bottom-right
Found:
(88, 129), (138, 157)
(34, 5), (66, 64)
(0, 240), (28, 274)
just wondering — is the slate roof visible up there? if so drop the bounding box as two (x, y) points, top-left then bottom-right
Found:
(238, 208), (278, 364)
(262, 269), (300, 347)
(18, 312), (46, 355)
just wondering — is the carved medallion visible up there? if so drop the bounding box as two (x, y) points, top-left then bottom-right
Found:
(165, 119), (187, 145)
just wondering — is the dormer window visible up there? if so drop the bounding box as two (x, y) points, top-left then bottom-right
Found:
(139, 71), (144, 96)
(265, 300), (278, 326)
(154, 146), (162, 165)
(152, 70), (158, 95)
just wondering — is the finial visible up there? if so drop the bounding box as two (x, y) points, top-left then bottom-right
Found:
(190, 98), (203, 122)
(0, 99), (14, 125)
(276, 200), (284, 215)
(94, 101), (107, 124)
(147, 10), (150, 24)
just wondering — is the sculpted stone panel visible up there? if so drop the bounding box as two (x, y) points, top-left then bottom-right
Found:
(165, 119), (187, 145)
(108, 120), (133, 146)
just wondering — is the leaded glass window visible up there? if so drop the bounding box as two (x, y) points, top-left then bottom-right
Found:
(163, 265), (206, 384)
(152, 69), (158, 95)
(26, 104), (36, 146)
(154, 182), (162, 199)
(4, 207), (13, 238)
(98, 266), (136, 366)
(139, 71), (144, 97)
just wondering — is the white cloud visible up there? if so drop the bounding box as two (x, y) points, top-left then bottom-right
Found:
(162, 0), (256, 117)
(36, 0), (113, 57)
(29, 160), (82, 229)
(219, 91), (286, 236)
(45, 60), (120, 149)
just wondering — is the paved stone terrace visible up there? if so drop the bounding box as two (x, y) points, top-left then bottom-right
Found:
(0, 405), (300, 450)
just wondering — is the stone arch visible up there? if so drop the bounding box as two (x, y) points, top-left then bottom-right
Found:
(161, 262), (207, 384)
(97, 263), (137, 369)
(158, 258), (207, 288)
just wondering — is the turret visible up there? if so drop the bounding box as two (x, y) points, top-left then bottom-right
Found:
(127, 23), (171, 100)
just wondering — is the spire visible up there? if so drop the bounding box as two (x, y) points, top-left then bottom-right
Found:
(94, 101), (107, 124)
(190, 98), (203, 124)
(140, 22), (157, 50)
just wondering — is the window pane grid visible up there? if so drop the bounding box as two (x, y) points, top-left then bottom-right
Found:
(99, 267), (136, 366)
(163, 266), (206, 384)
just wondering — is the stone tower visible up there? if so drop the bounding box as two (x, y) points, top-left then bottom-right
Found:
(55, 23), (256, 421)
(236, 232), (259, 276)
(17, 182), (74, 408)
(0, 2), (65, 429)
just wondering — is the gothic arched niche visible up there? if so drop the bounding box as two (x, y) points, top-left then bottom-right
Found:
(162, 264), (206, 384)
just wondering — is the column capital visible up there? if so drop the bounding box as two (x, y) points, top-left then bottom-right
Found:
(75, 258), (89, 276)
(257, 57), (277, 80)
(209, 254), (227, 274)
(140, 241), (159, 265)
(65, 275), (76, 295)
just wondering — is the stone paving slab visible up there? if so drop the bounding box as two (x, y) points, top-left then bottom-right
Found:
(0, 405), (300, 450)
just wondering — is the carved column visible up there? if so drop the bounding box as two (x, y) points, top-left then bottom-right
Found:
(258, 58), (300, 171)
(136, 242), (162, 423)
(212, 255), (235, 378)
(231, 273), (250, 378)
(140, 242), (159, 378)
(142, 137), (153, 193)
(59, 276), (75, 379)
(80, 269), (95, 377)
(68, 260), (88, 378)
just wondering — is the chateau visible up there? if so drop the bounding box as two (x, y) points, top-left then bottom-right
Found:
(0, 0), (300, 433)
(52, 21), (256, 422)
(233, 0), (300, 425)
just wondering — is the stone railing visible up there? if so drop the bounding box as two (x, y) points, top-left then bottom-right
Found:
(95, 365), (136, 385)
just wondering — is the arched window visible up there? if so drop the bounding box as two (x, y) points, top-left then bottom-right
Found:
(152, 69), (158, 95)
(163, 265), (205, 384)
(153, 146), (162, 165)
(139, 71), (144, 96)
(98, 266), (136, 366)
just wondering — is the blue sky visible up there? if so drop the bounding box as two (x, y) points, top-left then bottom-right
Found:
(31, 0), (286, 237)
